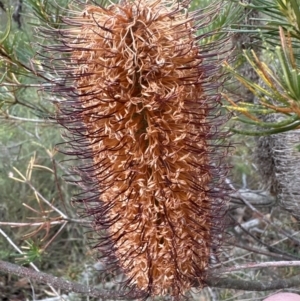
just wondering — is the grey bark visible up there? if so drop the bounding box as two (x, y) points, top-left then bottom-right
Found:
(1, 260), (300, 298)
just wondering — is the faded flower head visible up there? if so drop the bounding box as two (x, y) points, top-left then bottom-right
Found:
(42, 0), (230, 298)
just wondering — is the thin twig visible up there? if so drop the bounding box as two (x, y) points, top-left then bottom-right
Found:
(0, 115), (55, 123)
(0, 83), (49, 87)
(212, 260), (300, 274)
(206, 274), (300, 291)
(231, 214), (300, 260)
(0, 227), (38, 271)
(27, 182), (68, 219)
(227, 177), (300, 250)
(239, 193), (300, 247)
(0, 218), (91, 227)
(0, 221), (66, 227)
(51, 157), (68, 214)
(232, 242), (296, 261)
(33, 295), (68, 301)
(0, 228), (60, 296)
(43, 221), (67, 251)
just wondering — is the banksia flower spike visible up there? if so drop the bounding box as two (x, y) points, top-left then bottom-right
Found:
(40, 0), (230, 298)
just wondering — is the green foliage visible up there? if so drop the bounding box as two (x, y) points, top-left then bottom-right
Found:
(242, 0), (300, 47)
(225, 0), (300, 135)
(190, 1), (242, 45)
(13, 240), (43, 265)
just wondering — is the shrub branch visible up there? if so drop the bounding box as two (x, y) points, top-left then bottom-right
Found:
(206, 275), (300, 291)
(1, 259), (300, 299)
(0, 260), (142, 300)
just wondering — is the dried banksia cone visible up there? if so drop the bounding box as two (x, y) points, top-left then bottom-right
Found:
(41, 0), (230, 298)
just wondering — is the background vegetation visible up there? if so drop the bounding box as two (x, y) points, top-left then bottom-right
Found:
(1, 0), (300, 300)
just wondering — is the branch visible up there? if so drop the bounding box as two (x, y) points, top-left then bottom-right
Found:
(232, 242), (295, 261)
(0, 260), (144, 300)
(213, 260), (300, 274)
(230, 189), (276, 208)
(0, 115), (55, 124)
(0, 218), (91, 227)
(206, 274), (300, 291)
(1, 259), (300, 298)
(0, 228), (60, 296)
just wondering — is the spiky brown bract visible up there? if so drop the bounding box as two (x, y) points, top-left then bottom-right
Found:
(41, 0), (230, 298)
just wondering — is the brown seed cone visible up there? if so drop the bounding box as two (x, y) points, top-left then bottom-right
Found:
(41, 0), (230, 298)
